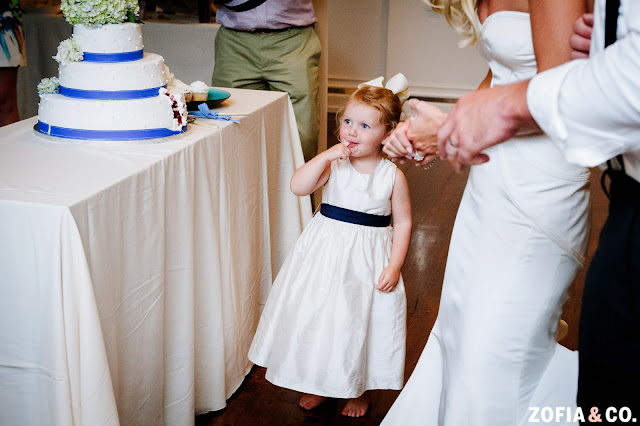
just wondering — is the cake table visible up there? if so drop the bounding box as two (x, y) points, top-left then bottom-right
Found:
(0, 88), (311, 425)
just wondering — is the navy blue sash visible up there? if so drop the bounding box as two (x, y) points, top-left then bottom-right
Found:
(319, 203), (391, 227)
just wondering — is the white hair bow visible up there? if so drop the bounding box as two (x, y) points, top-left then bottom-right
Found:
(357, 73), (410, 104)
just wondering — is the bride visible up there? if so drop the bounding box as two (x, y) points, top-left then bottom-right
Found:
(381, 0), (589, 424)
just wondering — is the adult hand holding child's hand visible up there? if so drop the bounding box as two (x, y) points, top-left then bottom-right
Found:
(383, 120), (413, 161)
(383, 99), (446, 166)
(405, 99), (447, 166)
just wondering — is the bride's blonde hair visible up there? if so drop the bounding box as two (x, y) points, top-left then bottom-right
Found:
(424, 0), (480, 47)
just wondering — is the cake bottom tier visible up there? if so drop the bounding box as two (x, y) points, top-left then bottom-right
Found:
(37, 94), (186, 140)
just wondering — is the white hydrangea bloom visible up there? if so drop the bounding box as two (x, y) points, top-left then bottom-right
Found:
(53, 36), (84, 65)
(37, 77), (60, 96)
(61, 0), (132, 26)
(126, 0), (140, 18)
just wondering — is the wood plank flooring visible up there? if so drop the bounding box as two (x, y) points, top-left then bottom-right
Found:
(196, 123), (609, 426)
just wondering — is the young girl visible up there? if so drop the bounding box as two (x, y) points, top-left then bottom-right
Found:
(248, 75), (412, 418)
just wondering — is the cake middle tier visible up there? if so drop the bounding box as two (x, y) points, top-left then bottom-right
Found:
(59, 53), (168, 96)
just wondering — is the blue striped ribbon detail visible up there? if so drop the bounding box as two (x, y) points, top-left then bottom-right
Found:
(37, 121), (186, 141)
(320, 203), (391, 227)
(82, 49), (144, 63)
(59, 85), (165, 100)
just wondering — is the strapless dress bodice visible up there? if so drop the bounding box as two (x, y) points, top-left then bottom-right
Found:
(477, 11), (537, 87)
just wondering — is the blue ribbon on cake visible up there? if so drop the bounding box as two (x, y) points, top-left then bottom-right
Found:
(82, 49), (144, 63)
(189, 103), (240, 123)
(59, 85), (166, 100)
(37, 121), (186, 140)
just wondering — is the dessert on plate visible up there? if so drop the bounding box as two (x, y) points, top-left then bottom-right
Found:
(190, 80), (209, 102)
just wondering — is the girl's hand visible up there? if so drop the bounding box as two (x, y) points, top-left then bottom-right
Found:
(323, 142), (351, 162)
(383, 120), (414, 161)
(377, 265), (401, 292)
(384, 100), (447, 165)
(570, 13), (593, 59)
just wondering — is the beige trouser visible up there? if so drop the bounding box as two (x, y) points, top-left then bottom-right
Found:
(212, 25), (321, 162)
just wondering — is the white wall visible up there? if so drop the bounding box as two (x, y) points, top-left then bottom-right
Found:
(328, 0), (389, 88)
(327, 0), (488, 111)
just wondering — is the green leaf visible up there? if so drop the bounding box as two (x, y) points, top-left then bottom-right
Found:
(126, 11), (143, 23)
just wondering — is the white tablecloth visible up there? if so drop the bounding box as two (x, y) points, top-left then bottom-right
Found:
(17, 10), (219, 120)
(0, 88), (311, 425)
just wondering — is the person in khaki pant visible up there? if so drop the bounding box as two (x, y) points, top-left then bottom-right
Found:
(212, 0), (321, 163)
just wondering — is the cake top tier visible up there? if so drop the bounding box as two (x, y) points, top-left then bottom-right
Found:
(74, 23), (143, 54)
(61, 0), (140, 27)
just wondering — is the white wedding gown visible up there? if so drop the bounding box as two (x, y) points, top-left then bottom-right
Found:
(382, 11), (590, 426)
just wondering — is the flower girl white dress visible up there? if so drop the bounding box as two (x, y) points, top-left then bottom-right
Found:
(249, 157), (407, 398)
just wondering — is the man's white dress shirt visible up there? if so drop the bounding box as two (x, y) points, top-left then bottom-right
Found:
(527, 0), (640, 181)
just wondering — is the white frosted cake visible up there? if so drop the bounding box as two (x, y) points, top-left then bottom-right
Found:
(37, 22), (187, 140)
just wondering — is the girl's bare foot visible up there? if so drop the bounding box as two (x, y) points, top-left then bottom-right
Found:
(299, 394), (327, 410)
(341, 392), (371, 417)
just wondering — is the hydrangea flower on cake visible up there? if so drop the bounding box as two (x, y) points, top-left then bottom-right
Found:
(61, 0), (140, 26)
(37, 77), (59, 96)
(53, 36), (83, 65)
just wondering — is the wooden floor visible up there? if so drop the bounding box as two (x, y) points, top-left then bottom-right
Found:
(196, 122), (610, 426)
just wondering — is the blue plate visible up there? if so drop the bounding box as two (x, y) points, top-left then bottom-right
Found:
(186, 88), (231, 111)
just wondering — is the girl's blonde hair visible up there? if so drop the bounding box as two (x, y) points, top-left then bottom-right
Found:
(336, 85), (403, 138)
(424, 0), (480, 47)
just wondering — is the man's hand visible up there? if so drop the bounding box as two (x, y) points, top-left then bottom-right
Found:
(437, 81), (537, 171)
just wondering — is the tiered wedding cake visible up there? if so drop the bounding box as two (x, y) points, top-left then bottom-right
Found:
(36, 0), (187, 140)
